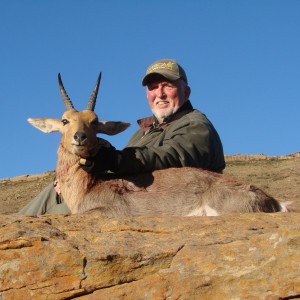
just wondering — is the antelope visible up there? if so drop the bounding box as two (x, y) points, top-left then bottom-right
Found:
(28, 73), (290, 216)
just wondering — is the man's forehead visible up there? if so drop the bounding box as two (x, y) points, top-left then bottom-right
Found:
(146, 75), (178, 86)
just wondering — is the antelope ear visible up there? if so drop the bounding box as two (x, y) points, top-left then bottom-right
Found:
(28, 118), (63, 133)
(97, 121), (130, 135)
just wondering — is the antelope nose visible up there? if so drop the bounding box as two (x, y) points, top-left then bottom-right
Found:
(74, 132), (87, 144)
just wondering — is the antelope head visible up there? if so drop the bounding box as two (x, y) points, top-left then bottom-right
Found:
(28, 73), (130, 158)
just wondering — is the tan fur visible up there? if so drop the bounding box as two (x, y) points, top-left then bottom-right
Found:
(53, 140), (288, 216)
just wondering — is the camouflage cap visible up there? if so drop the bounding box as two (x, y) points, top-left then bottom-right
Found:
(142, 59), (188, 86)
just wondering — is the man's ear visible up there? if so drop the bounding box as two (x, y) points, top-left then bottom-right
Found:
(28, 118), (63, 133)
(97, 121), (130, 135)
(185, 86), (191, 98)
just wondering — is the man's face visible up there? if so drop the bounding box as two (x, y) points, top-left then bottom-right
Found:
(146, 78), (190, 123)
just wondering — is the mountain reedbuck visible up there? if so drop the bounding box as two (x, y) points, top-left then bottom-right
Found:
(28, 73), (290, 216)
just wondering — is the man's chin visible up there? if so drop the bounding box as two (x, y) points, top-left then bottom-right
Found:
(152, 108), (175, 120)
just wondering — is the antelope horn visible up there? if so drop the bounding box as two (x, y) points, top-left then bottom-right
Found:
(86, 72), (101, 111)
(58, 73), (74, 111)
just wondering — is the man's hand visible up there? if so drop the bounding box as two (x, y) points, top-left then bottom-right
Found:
(54, 179), (61, 194)
(79, 146), (120, 174)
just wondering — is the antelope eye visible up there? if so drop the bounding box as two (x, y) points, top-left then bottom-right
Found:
(62, 119), (69, 126)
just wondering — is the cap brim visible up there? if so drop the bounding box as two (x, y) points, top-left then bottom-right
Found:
(142, 72), (180, 86)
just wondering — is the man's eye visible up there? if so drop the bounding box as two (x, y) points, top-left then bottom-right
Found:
(62, 119), (69, 126)
(147, 83), (159, 90)
(165, 83), (175, 88)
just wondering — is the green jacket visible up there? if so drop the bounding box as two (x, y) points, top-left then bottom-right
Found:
(117, 101), (225, 174)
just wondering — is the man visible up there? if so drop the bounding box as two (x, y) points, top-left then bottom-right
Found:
(19, 59), (225, 215)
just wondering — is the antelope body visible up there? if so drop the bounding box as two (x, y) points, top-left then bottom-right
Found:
(28, 74), (289, 216)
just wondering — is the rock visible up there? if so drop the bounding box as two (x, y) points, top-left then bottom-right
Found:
(0, 212), (300, 299)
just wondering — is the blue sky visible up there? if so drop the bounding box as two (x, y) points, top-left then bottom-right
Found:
(0, 0), (299, 179)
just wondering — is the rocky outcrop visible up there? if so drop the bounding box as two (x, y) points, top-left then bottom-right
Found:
(1, 212), (300, 299)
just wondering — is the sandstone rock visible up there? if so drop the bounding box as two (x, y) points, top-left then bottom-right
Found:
(0, 213), (300, 299)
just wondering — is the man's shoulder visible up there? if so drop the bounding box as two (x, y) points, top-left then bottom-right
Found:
(176, 109), (211, 126)
(188, 109), (207, 119)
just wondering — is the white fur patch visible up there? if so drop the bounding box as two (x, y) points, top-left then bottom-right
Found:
(279, 201), (292, 212)
(186, 205), (219, 216)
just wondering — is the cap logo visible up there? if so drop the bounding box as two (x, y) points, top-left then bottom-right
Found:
(147, 61), (176, 74)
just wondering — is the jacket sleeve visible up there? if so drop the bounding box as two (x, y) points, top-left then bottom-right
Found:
(115, 114), (224, 174)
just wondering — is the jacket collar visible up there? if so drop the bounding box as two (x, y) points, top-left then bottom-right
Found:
(137, 100), (194, 132)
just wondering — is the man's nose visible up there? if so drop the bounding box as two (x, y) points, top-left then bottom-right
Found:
(155, 85), (165, 98)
